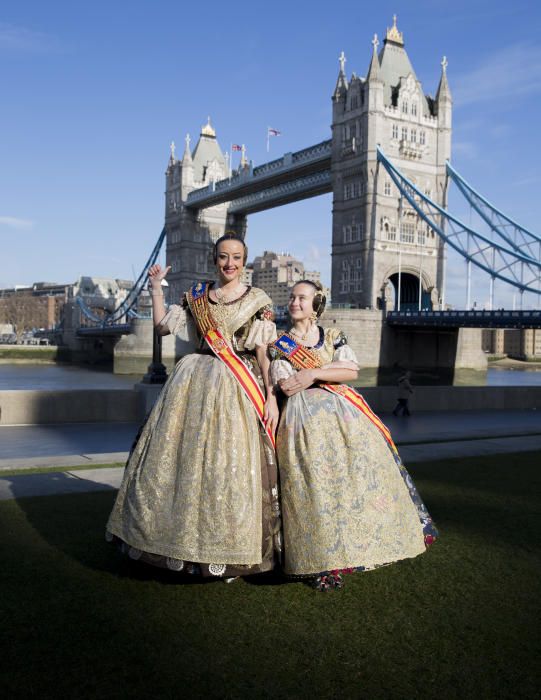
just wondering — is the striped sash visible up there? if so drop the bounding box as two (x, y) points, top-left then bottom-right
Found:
(271, 332), (397, 453)
(187, 281), (275, 448)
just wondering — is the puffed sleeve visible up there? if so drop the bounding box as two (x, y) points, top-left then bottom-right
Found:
(270, 358), (296, 385)
(244, 304), (278, 350)
(331, 330), (359, 365)
(158, 303), (198, 343)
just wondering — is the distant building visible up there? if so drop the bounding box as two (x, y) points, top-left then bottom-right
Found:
(482, 328), (541, 360)
(249, 251), (328, 319)
(0, 276), (134, 336)
(70, 276), (133, 310)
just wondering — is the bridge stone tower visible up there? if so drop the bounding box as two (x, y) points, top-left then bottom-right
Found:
(164, 119), (238, 302)
(330, 17), (451, 310)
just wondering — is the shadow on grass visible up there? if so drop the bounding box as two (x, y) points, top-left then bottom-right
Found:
(3, 451), (540, 582)
(1, 452), (540, 699)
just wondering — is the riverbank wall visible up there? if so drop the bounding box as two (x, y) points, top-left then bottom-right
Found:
(1, 385), (540, 426)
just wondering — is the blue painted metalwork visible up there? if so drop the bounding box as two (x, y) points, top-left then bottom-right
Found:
(387, 309), (541, 329)
(377, 148), (541, 296)
(77, 227), (166, 328)
(446, 161), (541, 261)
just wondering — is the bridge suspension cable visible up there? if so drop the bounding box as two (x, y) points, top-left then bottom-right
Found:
(377, 148), (541, 298)
(446, 161), (541, 262)
(77, 227), (166, 326)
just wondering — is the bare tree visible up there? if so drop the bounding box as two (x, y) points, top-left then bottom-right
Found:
(0, 293), (49, 340)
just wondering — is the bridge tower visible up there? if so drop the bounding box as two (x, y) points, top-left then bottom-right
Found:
(164, 119), (238, 301)
(331, 16), (452, 310)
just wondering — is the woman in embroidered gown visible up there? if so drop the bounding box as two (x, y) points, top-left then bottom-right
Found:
(107, 233), (281, 578)
(269, 281), (437, 590)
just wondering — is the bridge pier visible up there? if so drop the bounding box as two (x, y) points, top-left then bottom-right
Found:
(321, 308), (487, 385)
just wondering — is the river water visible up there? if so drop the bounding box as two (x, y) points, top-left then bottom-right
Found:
(0, 363), (540, 390)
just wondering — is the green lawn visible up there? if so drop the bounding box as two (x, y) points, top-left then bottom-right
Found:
(1, 453), (540, 699)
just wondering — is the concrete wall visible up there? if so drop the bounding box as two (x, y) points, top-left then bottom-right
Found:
(0, 389), (140, 426)
(1, 385), (539, 426)
(358, 385), (541, 413)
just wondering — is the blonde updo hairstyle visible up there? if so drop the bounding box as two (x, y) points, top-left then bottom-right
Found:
(292, 279), (327, 318)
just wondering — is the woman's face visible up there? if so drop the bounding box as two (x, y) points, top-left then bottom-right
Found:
(215, 239), (245, 283)
(288, 283), (315, 321)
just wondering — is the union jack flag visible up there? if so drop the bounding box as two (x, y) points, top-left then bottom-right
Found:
(232, 144), (242, 151)
(267, 128), (281, 136)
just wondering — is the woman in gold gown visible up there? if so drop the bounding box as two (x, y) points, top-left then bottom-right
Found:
(107, 234), (281, 578)
(269, 281), (437, 590)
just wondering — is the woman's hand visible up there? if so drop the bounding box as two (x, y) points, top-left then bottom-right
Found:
(263, 395), (279, 435)
(279, 368), (316, 397)
(148, 264), (171, 289)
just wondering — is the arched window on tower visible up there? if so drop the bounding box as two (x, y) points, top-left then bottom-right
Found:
(384, 180), (391, 196)
(340, 259), (351, 294)
(411, 102), (417, 116)
(420, 131), (426, 145)
(392, 124), (398, 139)
(402, 101), (408, 114)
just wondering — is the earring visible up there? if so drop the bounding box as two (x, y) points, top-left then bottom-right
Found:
(310, 311), (317, 323)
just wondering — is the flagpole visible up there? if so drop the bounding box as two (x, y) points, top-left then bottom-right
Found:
(266, 127), (270, 153)
(229, 143), (233, 178)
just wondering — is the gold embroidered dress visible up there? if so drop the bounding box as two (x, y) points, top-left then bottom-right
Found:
(107, 285), (281, 577)
(270, 327), (437, 577)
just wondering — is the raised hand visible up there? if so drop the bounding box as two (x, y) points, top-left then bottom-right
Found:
(148, 264), (171, 289)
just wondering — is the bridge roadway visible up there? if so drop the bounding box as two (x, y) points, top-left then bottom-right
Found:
(75, 309), (541, 335)
(185, 139), (332, 214)
(387, 309), (541, 329)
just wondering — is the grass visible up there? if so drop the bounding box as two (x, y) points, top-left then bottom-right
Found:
(1, 452), (540, 699)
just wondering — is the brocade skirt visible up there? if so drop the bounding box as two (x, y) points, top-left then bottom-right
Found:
(276, 387), (437, 576)
(107, 352), (281, 577)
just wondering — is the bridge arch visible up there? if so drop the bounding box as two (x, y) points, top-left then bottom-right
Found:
(380, 266), (435, 311)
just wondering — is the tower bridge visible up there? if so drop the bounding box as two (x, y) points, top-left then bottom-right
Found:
(71, 16), (541, 378)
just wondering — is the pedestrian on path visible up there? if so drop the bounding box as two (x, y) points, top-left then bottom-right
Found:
(393, 371), (414, 417)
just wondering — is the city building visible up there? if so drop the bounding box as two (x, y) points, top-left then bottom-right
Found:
(0, 276), (133, 337)
(164, 119), (230, 302)
(250, 250), (327, 318)
(330, 17), (450, 309)
(482, 328), (541, 360)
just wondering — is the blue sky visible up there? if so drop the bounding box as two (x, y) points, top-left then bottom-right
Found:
(1, 0), (540, 308)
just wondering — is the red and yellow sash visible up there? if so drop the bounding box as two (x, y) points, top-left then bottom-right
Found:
(272, 332), (397, 454)
(187, 281), (275, 448)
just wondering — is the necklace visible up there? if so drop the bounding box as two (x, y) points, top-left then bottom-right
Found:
(290, 324), (317, 342)
(215, 283), (244, 305)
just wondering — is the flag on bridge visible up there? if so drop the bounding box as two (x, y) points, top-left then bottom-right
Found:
(232, 144), (242, 151)
(267, 127), (281, 152)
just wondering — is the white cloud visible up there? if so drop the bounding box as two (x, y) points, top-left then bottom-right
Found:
(0, 216), (34, 230)
(453, 42), (541, 107)
(0, 23), (58, 53)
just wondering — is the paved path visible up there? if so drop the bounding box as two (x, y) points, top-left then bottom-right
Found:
(0, 410), (539, 500)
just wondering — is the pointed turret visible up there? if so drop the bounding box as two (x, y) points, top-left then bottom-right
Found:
(366, 34), (381, 81)
(333, 50), (348, 101)
(182, 133), (193, 165)
(436, 56), (452, 103)
(168, 140), (177, 166)
(191, 117), (227, 184)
